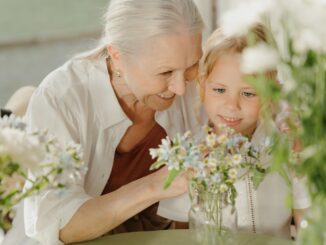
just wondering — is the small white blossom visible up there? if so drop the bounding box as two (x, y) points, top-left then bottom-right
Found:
(219, 184), (228, 193)
(228, 168), (238, 179)
(207, 158), (218, 169)
(216, 133), (228, 144)
(184, 130), (192, 139)
(232, 154), (242, 165)
(205, 134), (216, 148)
(149, 148), (158, 159)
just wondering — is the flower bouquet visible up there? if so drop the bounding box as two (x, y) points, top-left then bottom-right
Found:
(150, 124), (270, 244)
(0, 115), (86, 235)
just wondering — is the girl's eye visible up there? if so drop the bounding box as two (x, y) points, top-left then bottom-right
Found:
(160, 71), (173, 77)
(213, 88), (226, 94)
(242, 91), (256, 97)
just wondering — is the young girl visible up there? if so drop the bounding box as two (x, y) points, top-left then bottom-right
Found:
(157, 27), (310, 239)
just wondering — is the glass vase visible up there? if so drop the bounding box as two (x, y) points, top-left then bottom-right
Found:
(188, 186), (237, 245)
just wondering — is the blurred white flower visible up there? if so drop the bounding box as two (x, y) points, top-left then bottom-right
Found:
(220, 0), (272, 37)
(293, 29), (322, 54)
(0, 115), (86, 231)
(241, 43), (279, 73)
(0, 128), (45, 170)
(278, 64), (297, 93)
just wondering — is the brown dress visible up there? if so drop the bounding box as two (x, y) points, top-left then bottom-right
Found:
(101, 123), (172, 234)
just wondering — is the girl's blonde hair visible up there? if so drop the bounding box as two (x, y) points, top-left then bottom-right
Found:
(76, 0), (204, 59)
(198, 25), (267, 100)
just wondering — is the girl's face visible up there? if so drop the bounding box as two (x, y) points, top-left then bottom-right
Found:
(202, 53), (260, 136)
(113, 32), (203, 111)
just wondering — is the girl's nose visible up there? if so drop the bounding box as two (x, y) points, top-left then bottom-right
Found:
(225, 94), (241, 111)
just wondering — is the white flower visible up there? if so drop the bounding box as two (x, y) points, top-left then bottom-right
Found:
(184, 130), (192, 139)
(228, 168), (238, 179)
(0, 128), (45, 170)
(219, 184), (228, 193)
(149, 148), (159, 159)
(241, 43), (279, 74)
(205, 134), (216, 148)
(293, 29), (322, 54)
(217, 133), (228, 144)
(277, 64), (297, 93)
(207, 158), (218, 168)
(232, 154), (242, 165)
(220, 0), (272, 37)
(270, 0), (326, 55)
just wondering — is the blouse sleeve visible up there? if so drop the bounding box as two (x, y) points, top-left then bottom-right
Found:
(22, 78), (92, 244)
(157, 193), (191, 222)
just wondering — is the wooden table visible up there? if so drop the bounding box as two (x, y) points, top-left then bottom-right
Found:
(75, 229), (294, 245)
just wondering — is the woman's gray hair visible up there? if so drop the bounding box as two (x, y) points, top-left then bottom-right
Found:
(77, 0), (204, 59)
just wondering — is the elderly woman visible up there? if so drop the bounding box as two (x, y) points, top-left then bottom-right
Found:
(4, 0), (204, 244)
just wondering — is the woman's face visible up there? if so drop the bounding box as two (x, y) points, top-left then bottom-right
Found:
(202, 53), (261, 136)
(116, 32), (203, 111)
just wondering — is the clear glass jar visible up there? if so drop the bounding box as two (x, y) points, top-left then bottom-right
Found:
(188, 186), (237, 245)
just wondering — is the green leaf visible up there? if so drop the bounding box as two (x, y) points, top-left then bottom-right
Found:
(304, 50), (317, 67)
(252, 168), (268, 189)
(3, 162), (20, 176)
(149, 160), (166, 171)
(163, 168), (181, 189)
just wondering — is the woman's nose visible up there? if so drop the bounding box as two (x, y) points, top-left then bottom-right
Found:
(168, 75), (186, 96)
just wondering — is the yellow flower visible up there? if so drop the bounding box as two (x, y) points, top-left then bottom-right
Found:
(217, 133), (228, 144)
(184, 130), (192, 139)
(205, 134), (216, 147)
(219, 184), (228, 193)
(232, 154), (242, 165)
(208, 158), (218, 168)
(228, 168), (238, 179)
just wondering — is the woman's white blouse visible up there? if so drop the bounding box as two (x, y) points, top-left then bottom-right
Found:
(4, 58), (206, 245)
(157, 120), (311, 239)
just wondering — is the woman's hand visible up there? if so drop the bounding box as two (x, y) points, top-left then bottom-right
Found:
(148, 166), (191, 200)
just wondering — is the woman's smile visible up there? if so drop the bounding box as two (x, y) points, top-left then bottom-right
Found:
(157, 92), (176, 100)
